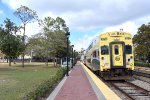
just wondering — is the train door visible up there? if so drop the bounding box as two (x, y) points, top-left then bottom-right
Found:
(112, 44), (123, 66)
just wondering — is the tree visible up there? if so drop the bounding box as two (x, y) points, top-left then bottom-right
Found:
(0, 18), (15, 66)
(27, 33), (50, 63)
(14, 5), (38, 67)
(26, 16), (71, 66)
(0, 18), (24, 66)
(133, 23), (150, 62)
(1, 34), (24, 66)
(0, 25), (5, 44)
(38, 17), (69, 66)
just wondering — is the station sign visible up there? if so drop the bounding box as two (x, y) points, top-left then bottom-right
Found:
(109, 32), (125, 36)
(101, 38), (107, 41)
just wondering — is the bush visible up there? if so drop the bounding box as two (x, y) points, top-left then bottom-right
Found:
(134, 62), (150, 68)
(24, 67), (67, 100)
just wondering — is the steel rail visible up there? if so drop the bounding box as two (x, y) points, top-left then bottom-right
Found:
(109, 81), (150, 100)
(133, 71), (150, 78)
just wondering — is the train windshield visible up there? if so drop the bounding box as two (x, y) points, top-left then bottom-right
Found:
(114, 45), (119, 55)
(125, 45), (132, 54)
(101, 45), (109, 55)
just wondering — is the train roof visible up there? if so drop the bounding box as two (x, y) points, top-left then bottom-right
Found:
(85, 31), (132, 53)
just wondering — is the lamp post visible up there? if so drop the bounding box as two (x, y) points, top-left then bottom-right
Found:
(65, 31), (70, 76)
(74, 50), (76, 66)
(71, 45), (74, 68)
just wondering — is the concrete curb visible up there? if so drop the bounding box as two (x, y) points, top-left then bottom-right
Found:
(46, 69), (73, 100)
(46, 76), (67, 100)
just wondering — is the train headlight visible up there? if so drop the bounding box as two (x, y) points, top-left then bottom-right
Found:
(130, 63), (133, 66)
(101, 57), (104, 60)
(102, 64), (105, 67)
(130, 56), (133, 59)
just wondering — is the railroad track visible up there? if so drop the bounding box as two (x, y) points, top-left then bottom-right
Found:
(109, 81), (150, 100)
(133, 71), (150, 78)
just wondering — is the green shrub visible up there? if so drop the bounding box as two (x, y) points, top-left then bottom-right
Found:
(25, 67), (67, 100)
(134, 62), (150, 68)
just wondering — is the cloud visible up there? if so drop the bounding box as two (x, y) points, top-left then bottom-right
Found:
(102, 15), (150, 36)
(2, 0), (150, 51)
(16, 21), (40, 37)
(1, 0), (22, 9)
(102, 21), (138, 36)
(72, 35), (92, 51)
(25, 22), (41, 37)
(73, 18), (149, 51)
(2, 0), (150, 32)
(73, 33), (100, 51)
(0, 10), (3, 14)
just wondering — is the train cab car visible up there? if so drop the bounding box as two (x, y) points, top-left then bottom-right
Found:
(99, 31), (134, 80)
(84, 31), (134, 80)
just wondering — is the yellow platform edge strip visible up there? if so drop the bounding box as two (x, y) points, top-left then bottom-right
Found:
(81, 63), (121, 100)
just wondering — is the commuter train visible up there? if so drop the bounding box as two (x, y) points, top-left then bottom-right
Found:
(83, 31), (134, 80)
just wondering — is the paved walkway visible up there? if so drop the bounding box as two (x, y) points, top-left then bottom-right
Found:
(54, 62), (98, 100)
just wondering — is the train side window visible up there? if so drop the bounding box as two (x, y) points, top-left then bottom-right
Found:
(93, 51), (96, 57)
(114, 45), (119, 55)
(101, 46), (109, 55)
(125, 45), (132, 54)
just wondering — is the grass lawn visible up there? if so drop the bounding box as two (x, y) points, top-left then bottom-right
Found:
(134, 61), (150, 68)
(0, 62), (59, 100)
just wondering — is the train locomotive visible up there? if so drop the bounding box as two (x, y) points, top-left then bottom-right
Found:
(83, 31), (134, 80)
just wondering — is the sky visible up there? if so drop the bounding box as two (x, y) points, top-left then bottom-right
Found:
(0, 0), (150, 51)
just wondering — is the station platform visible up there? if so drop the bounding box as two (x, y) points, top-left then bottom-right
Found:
(47, 61), (121, 100)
